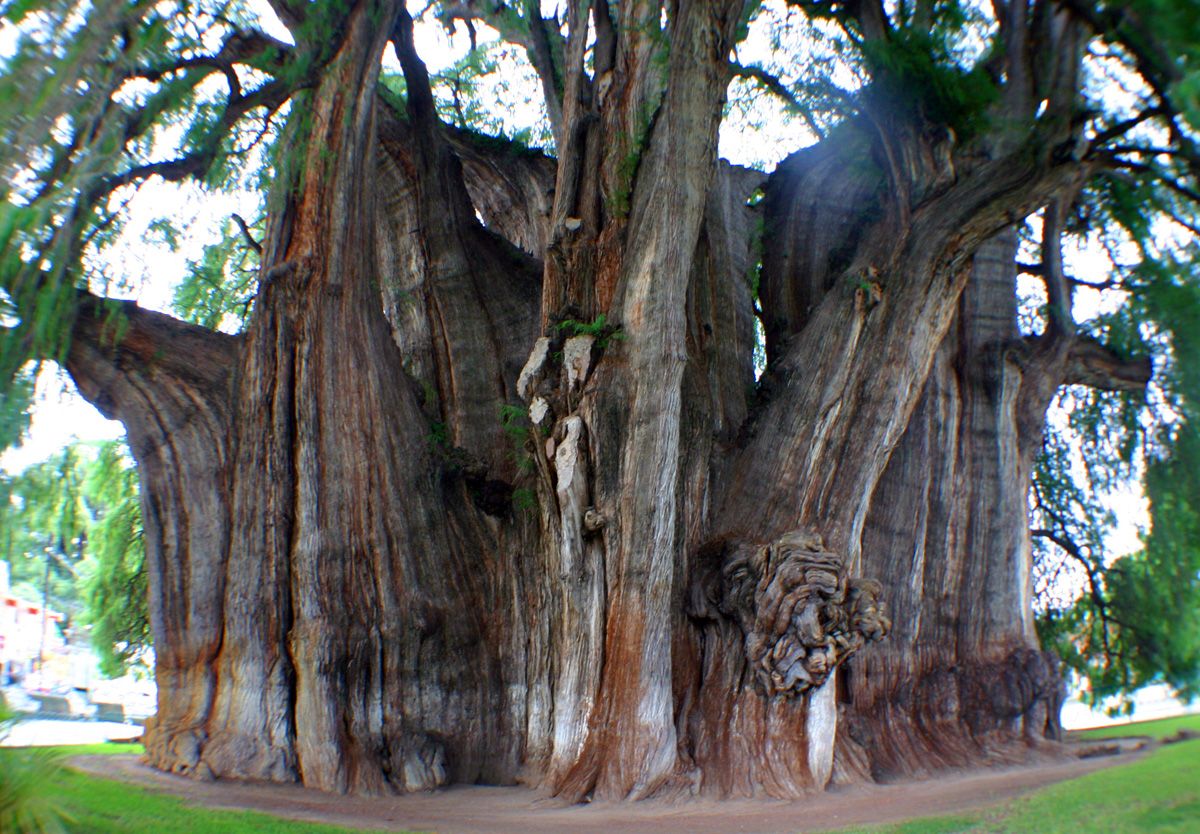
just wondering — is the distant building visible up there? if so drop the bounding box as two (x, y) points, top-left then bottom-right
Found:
(0, 560), (65, 685)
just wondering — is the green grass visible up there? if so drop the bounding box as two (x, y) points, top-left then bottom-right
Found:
(825, 737), (1200, 833)
(47, 741), (143, 756)
(50, 766), (402, 834)
(1071, 712), (1200, 741)
(828, 817), (982, 834)
(0, 743), (404, 834)
(13, 722), (1200, 834)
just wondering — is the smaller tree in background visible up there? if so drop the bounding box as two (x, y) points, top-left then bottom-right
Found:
(1034, 255), (1200, 713)
(1, 440), (147, 678)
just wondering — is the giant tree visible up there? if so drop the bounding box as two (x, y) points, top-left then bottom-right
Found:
(1, 0), (1197, 800)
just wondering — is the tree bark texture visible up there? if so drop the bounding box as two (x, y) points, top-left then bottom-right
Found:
(59, 0), (1142, 803)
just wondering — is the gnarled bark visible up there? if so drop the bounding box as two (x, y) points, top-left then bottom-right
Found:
(66, 296), (237, 779)
(51, 0), (1156, 806)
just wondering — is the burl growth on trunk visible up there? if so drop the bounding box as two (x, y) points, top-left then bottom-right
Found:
(723, 530), (891, 697)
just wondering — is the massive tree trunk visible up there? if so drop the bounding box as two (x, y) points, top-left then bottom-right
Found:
(57, 0), (1151, 803)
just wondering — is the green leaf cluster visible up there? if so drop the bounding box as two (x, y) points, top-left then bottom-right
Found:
(172, 215), (261, 331)
(0, 1), (291, 447)
(555, 313), (624, 349)
(861, 26), (999, 141)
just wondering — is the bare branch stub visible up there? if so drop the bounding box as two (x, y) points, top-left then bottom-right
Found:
(723, 530), (891, 697)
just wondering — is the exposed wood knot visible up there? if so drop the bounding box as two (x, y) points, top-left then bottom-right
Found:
(722, 529), (891, 698)
(262, 258), (297, 285)
(563, 334), (595, 391)
(854, 276), (884, 313)
(517, 337), (551, 402)
(582, 508), (606, 534)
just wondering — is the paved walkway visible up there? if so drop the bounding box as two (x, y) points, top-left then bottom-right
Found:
(2, 719), (142, 747)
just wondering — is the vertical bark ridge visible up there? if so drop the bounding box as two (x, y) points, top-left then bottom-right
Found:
(381, 28), (542, 476)
(841, 232), (1066, 782)
(64, 298), (238, 778)
(181, 1), (514, 794)
(550, 0), (746, 802)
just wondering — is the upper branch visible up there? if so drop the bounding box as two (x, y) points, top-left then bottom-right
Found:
(50, 290), (238, 458)
(263, 0), (308, 31)
(1040, 198), (1075, 341)
(729, 62), (826, 138)
(1063, 337), (1152, 392)
(435, 0), (566, 143)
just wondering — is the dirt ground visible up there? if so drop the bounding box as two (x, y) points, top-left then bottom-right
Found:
(68, 744), (1147, 834)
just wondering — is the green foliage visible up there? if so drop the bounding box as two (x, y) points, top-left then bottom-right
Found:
(1, 441), (149, 676)
(861, 26), (999, 141)
(0, 364), (35, 450)
(79, 442), (148, 678)
(1, 445), (90, 618)
(0, 695), (70, 834)
(426, 419), (448, 448)
(555, 314), (624, 350)
(1029, 53), (1200, 704)
(0, 0), (297, 448)
(1113, 0), (1200, 134)
(1036, 390), (1200, 711)
(511, 487), (537, 512)
(498, 403), (535, 474)
(498, 403), (529, 443)
(1102, 424), (1200, 702)
(171, 215), (261, 331)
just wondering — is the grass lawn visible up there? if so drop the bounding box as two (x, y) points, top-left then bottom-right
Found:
(1071, 712), (1200, 741)
(828, 715), (1200, 834)
(2, 741), (400, 834)
(7, 716), (1197, 834)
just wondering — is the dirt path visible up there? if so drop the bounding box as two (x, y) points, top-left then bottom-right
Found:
(69, 746), (1146, 834)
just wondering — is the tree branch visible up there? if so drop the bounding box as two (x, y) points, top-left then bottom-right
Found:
(1088, 108), (1165, 148)
(1064, 336), (1152, 392)
(729, 62), (826, 138)
(263, 0), (308, 31)
(1063, 0), (1200, 184)
(1031, 525), (1118, 657)
(89, 76), (298, 205)
(1040, 198), (1074, 341)
(1106, 157), (1200, 207)
(64, 291), (239, 424)
(231, 214), (263, 256)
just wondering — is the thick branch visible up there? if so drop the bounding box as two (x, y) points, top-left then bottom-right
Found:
(263, 0), (307, 30)
(1063, 336), (1152, 392)
(1040, 199), (1074, 341)
(65, 293), (238, 429)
